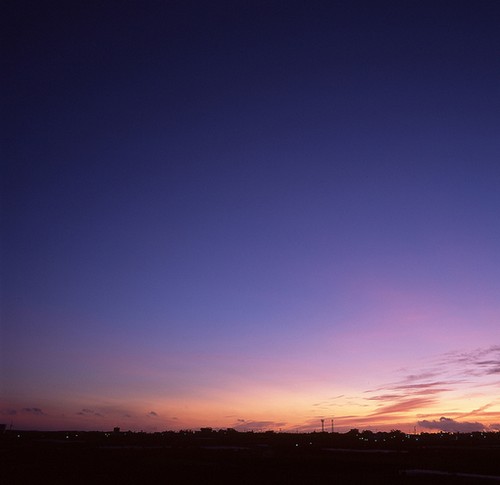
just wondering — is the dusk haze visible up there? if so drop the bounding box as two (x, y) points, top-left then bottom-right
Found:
(2, 0), (500, 436)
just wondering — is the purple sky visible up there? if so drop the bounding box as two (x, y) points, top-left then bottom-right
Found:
(2, 1), (500, 432)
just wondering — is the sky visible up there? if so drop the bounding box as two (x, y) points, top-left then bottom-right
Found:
(2, 0), (500, 433)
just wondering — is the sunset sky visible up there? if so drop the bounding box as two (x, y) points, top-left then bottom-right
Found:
(2, 1), (500, 433)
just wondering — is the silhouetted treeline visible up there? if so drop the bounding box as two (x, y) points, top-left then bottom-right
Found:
(2, 427), (499, 449)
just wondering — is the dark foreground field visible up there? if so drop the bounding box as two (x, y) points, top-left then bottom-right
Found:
(2, 431), (500, 484)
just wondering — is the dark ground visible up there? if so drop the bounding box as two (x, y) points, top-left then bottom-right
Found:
(2, 430), (500, 484)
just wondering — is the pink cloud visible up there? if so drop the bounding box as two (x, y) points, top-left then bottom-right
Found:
(371, 398), (437, 416)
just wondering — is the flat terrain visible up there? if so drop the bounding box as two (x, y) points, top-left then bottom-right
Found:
(2, 431), (500, 484)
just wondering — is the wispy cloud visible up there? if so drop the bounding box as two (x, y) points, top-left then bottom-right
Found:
(364, 346), (500, 413)
(301, 345), (500, 432)
(437, 346), (500, 377)
(77, 408), (103, 417)
(232, 420), (286, 431)
(365, 394), (403, 401)
(370, 397), (437, 416)
(455, 402), (494, 419)
(362, 380), (453, 420)
(392, 382), (456, 392)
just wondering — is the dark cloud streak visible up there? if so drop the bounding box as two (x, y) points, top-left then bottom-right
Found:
(22, 407), (45, 415)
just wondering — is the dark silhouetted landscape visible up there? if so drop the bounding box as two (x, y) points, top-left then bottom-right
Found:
(2, 428), (500, 484)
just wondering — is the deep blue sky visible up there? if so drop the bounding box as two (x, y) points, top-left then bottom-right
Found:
(2, 1), (500, 431)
